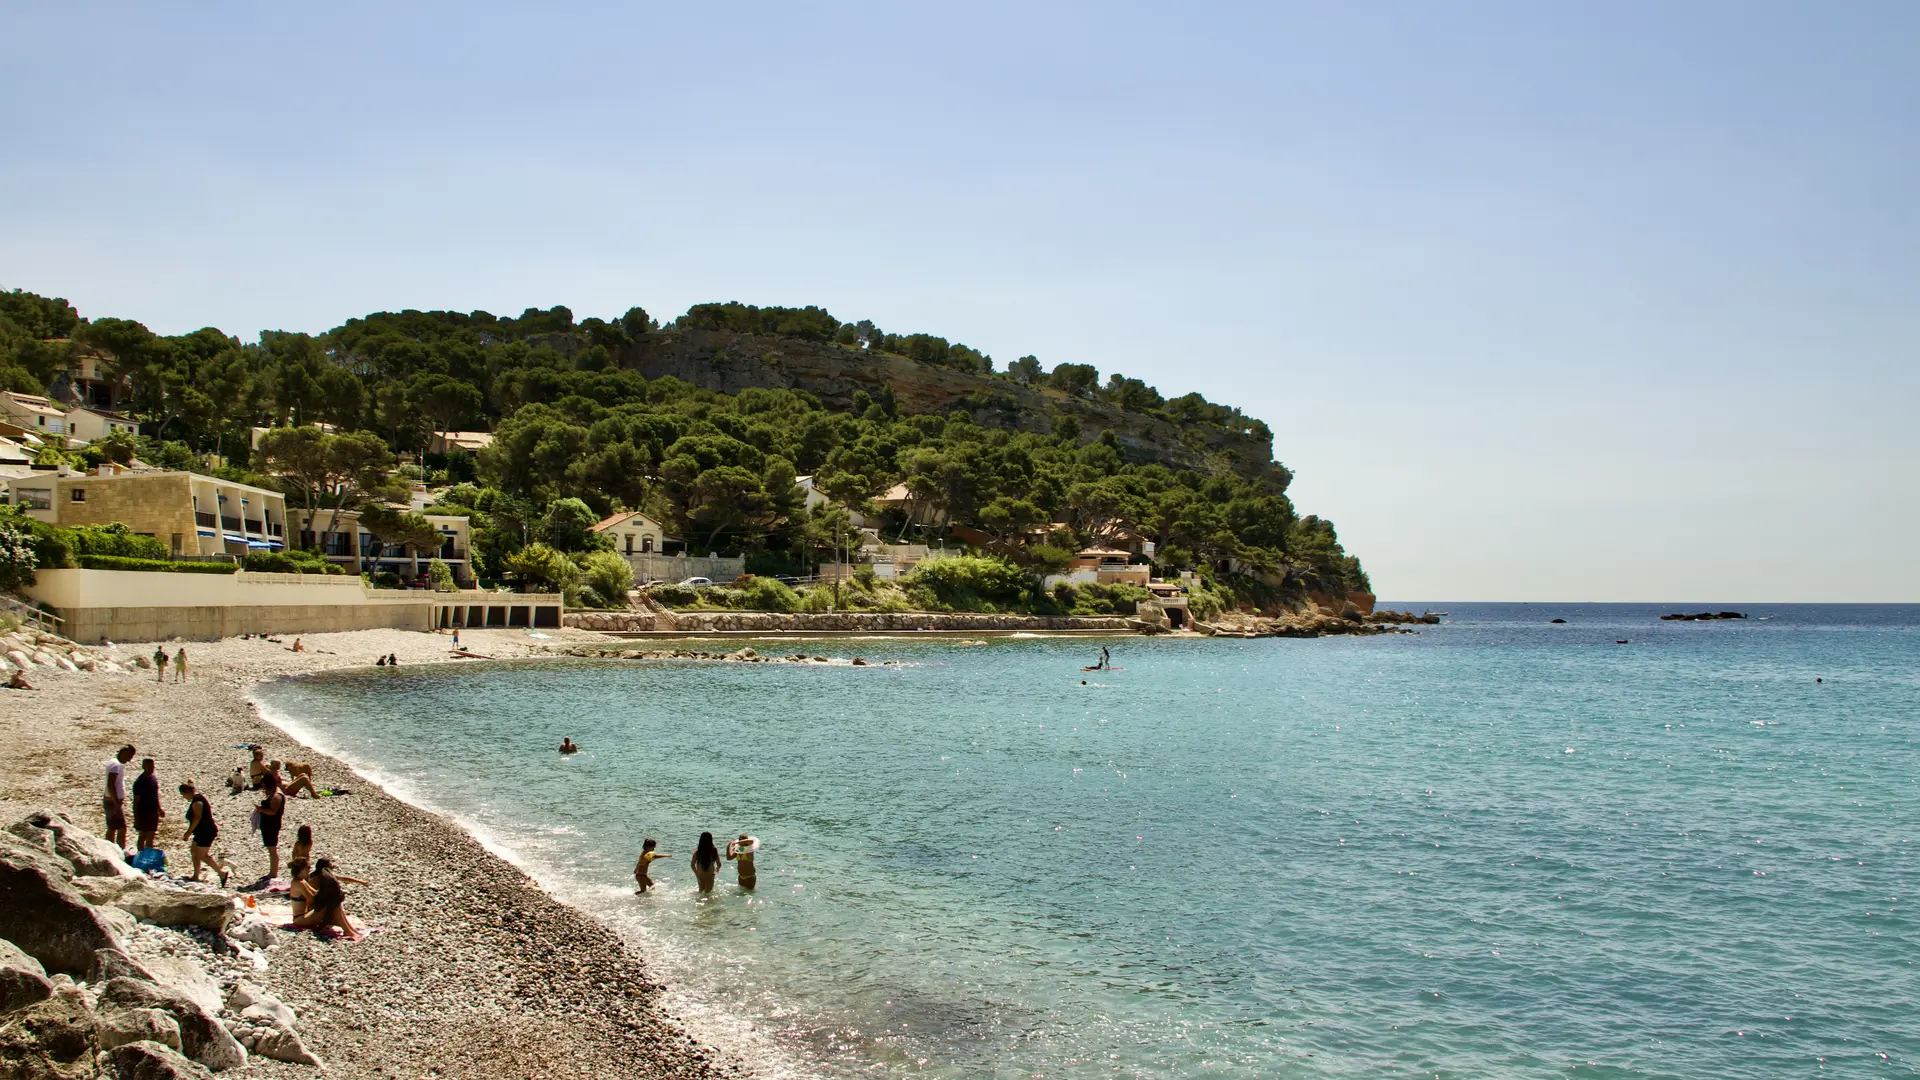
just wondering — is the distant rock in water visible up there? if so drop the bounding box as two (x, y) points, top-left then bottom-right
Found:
(1550, 618), (1566, 624)
(1660, 612), (1748, 621)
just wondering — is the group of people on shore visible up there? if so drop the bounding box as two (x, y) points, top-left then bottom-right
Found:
(633, 831), (758, 894)
(151, 646), (189, 682)
(104, 743), (367, 939)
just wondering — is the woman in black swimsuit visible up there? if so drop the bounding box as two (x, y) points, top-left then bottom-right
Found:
(178, 781), (230, 886)
(291, 859), (361, 939)
(257, 772), (287, 880)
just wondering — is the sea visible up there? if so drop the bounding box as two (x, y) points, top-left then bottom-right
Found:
(250, 603), (1920, 1079)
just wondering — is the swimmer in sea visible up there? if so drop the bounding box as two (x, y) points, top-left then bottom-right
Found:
(726, 833), (759, 891)
(691, 832), (721, 892)
(559, 737), (579, 754)
(633, 838), (669, 893)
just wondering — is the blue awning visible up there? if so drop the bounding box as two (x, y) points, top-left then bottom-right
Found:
(223, 533), (247, 544)
(247, 539), (273, 549)
(196, 529), (216, 538)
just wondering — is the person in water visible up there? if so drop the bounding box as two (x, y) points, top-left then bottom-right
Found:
(1099, 645), (1111, 669)
(726, 833), (759, 890)
(633, 838), (669, 893)
(132, 757), (162, 852)
(559, 737), (579, 754)
(178, 781), (231, 886)
(690, 832), (722, 892)
(257, 771), (287, 880)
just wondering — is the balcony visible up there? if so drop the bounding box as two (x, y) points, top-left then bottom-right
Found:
(244, 519), (264, 534)
(220, 517), (242, 533)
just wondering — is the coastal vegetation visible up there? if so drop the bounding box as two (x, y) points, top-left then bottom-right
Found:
(1, 287), (1369, 612)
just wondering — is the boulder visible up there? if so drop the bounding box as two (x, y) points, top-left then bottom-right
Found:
(98, 980), (244, 1072)
(0, 984), (96, 1078)
(224, 914), (273, 949)
(136, 959), (221, 1017)
(104, 1039), (215, 1080)
(55, 657), (78, 673)
(0, 837), (123, 975)
(248, 1025), (319, 1067)
(29, 651), (54, 667)
(10, 811), (138, 879)
(223, 984), (293, 1029)
(102, 883), (233, 934)
(94, 1007), (183, 1052)
(4, 649), (29, 671)
(0, 938), (53, 1013)
(87, 948), (157, 986)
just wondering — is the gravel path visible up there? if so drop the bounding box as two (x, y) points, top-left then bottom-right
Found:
(0, 626), (739, 1080)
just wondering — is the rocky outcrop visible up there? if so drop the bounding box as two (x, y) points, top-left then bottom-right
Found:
(11, 811), (139, 880)
(1660, 611), (1747, 621)
(0, 834), (124, 975)
(0, 939), (52, 1014)
(566, 610), (1141, 634)
(104, 1038), (213, 1080)
(0, 813), (323, 1076)
(621, 328), (1292, 491)
(1197, 610), (1415, 639)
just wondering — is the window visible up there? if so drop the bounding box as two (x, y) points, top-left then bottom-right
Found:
(70, 488), (85, 503)
(15, 489), (50, 510)
(642, 535), (654, 553)
(624, 534), (633, 554)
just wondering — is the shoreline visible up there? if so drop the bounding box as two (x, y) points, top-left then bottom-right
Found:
(0, 626), (743, 1080)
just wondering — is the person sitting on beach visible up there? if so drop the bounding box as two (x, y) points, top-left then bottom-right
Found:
(691, 832), (721, 892)
(288, 638), (305, 653)
(633, 838), (669, 893)
(559, 737), (579, 754)
(283, 761), (319, 799)
(179, 781), (231, 886)
(387, 652), (398, 666)
(287, 858), (314, 919)
(291, 859), (362, 939)
(247, 747), (274, 790)
(376, 655), (387, 666)
(6, 669), (34, 690)
(726, 833), (759, 891)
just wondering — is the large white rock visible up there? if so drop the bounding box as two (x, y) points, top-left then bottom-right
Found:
(95, 1006), (184, 1052)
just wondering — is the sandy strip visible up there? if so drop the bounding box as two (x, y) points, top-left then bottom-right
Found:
(0, 626), (739, 1080)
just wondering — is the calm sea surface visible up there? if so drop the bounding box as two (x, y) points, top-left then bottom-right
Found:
(252, 604), (1920, 1078)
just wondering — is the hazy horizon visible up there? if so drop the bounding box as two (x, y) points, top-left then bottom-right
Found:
(4, 3), (1914, 603)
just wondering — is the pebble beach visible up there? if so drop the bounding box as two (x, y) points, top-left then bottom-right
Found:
(0, 626), (738, 1080)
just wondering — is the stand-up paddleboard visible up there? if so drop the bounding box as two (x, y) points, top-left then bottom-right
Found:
(1081, 665), (1125, 671)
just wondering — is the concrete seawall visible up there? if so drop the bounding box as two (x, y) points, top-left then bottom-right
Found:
(565, 609), (1142, 634)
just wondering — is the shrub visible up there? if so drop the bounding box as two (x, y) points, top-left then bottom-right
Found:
(0, 519), (37, 588)
(75, 555), (238, 574)
(728, 576), (798, 612)
(243, 549), (334, 574)
(371, 571), (402, 588)
(902, 554), (1033, 612)
(65, 523), (167, 561)
(578, 550), (635, 608)
(503, 543), (579, 591)
(1059, 582), (1149, 616)
(428, 558), (457, 592)
(648, 584), (699, 607)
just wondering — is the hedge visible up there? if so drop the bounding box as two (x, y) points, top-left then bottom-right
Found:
(76, 555), (240, 574)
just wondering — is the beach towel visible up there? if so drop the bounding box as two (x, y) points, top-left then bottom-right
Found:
(129, 848), (166, 873)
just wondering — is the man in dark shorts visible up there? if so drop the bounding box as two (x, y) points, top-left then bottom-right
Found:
(257, 772), (287, 880)
(132, 757), (162, 851)
(104, 745), (134, 849)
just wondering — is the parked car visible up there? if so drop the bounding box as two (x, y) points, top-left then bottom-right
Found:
(678, 576), (713, 587)
(639, 580), (667, 589)
(774, 575), (800, 586)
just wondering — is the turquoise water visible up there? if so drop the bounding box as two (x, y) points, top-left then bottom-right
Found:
(252, 604), (1920, 1078)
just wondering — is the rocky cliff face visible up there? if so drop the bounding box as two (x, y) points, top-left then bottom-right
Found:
(607, 329), (1292, 493)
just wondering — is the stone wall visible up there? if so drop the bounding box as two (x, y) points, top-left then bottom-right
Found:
(57, 602), (434, 642)
(565, 609), (1139, 633)
(624, 553), (747, 584)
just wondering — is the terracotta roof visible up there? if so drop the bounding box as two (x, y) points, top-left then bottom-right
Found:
(589, 510), (659, 533)
(1077, 547), (1133, 558)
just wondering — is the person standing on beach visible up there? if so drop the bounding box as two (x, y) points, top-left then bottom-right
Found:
(104, 745), (134, 849)
(726, 833), (759, 890)
(179, 781), (230, 886)
(152, 646), (168, 681)
(257, 771), (287, 880)
(173, 647), (188, 682)
(691, 832), (722, 892)
(132, 757), (161, 851)
(633, 838), (669, 893)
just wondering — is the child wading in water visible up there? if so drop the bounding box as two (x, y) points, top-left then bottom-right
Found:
(633, 838), (669, 893)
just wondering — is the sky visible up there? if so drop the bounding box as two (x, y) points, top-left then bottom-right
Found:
(2, 2), (1915, 602)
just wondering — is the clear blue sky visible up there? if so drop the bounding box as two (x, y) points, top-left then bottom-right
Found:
(3, 2), (1914, 601)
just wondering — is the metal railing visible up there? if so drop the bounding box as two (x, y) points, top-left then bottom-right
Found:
(0, 591), (63, 634)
